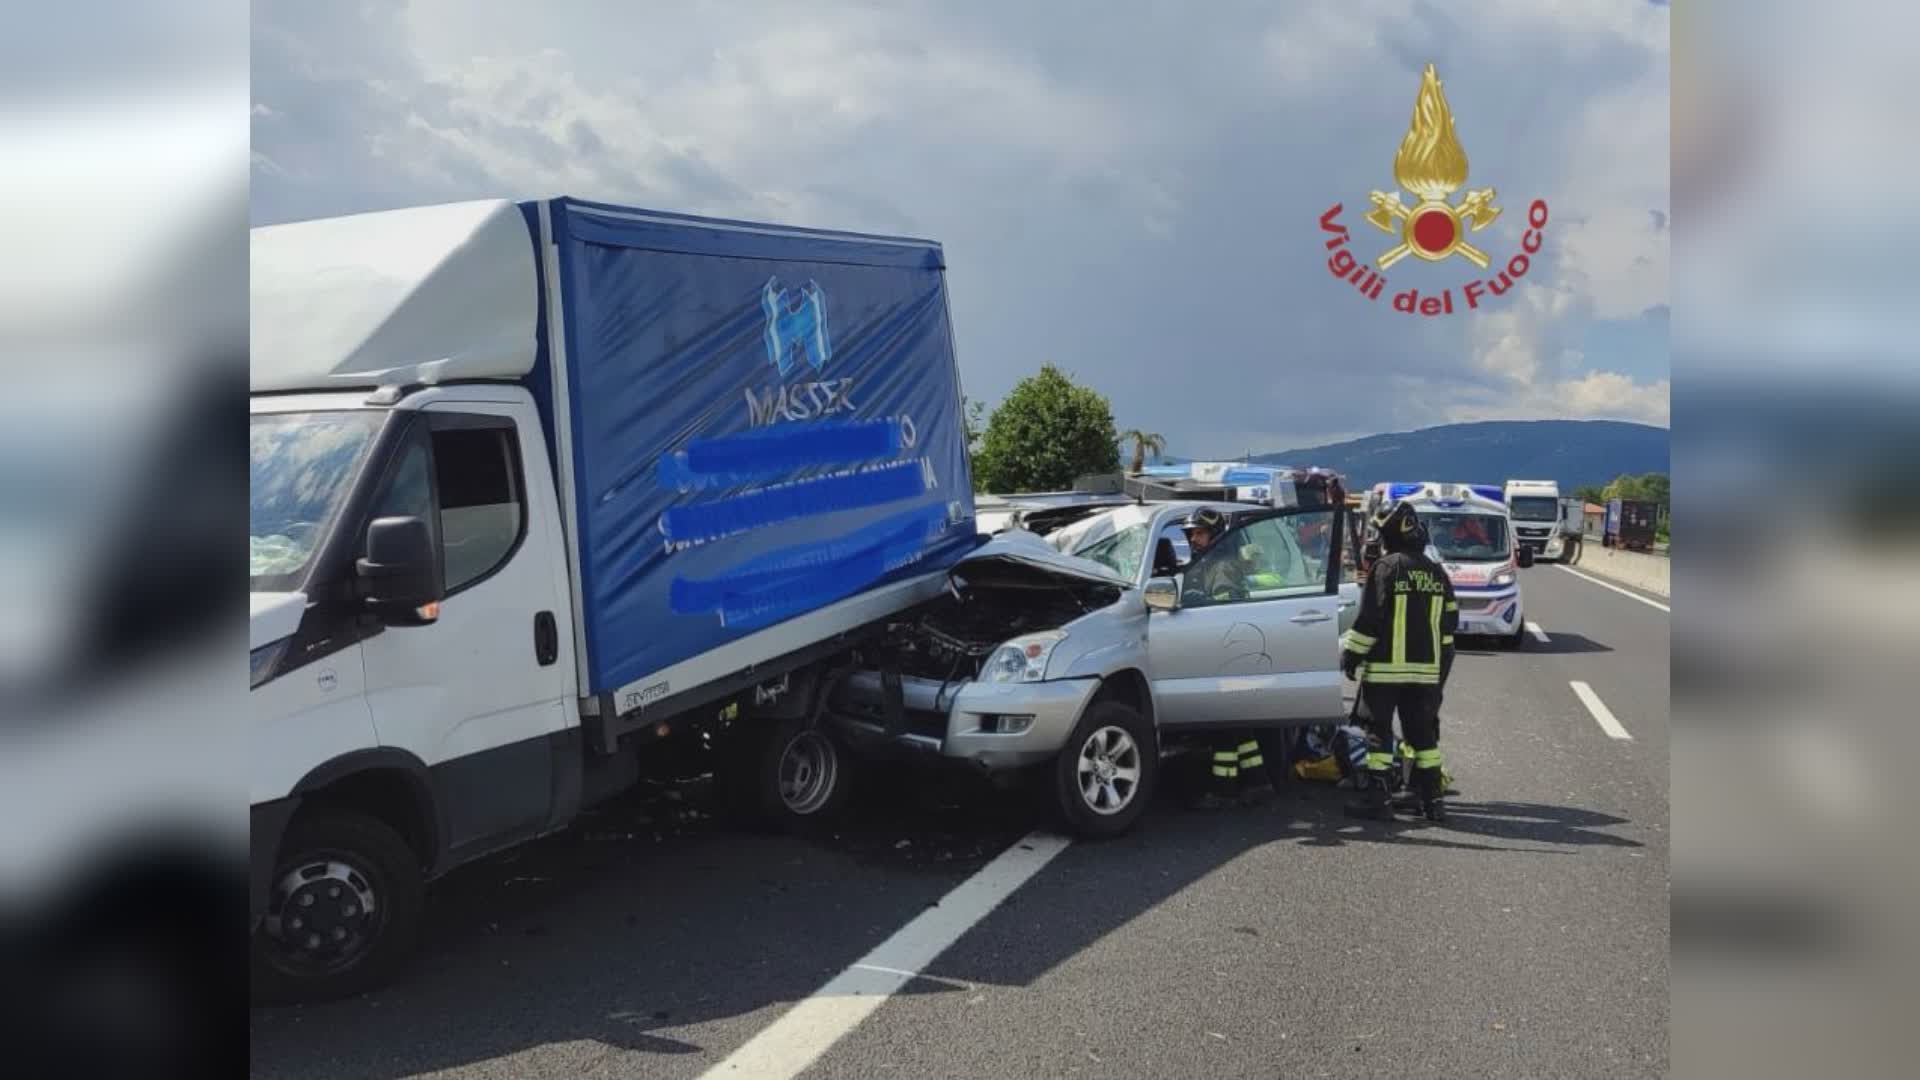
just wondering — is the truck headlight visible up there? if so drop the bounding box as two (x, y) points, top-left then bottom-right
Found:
(983, 631), (1067, 684)
(1491, 568), (1516, 588)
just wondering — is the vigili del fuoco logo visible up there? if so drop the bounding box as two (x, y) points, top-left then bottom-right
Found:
(1319, 63), (1549, 316)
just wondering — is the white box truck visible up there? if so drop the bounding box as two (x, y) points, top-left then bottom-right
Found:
(1503, 478), (1569, 561)
(249, 198), (986, 1000)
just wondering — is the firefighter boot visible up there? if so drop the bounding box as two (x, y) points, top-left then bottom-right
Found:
(1414, 766), (1448, 824)
(1343, 770), (1395, 821)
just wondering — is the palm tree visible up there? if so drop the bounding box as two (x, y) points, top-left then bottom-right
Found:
(1119, 429), (1166, 474)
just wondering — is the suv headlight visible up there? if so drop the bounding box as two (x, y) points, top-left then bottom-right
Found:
(1491, 568), (1517, 588)
(982, 631), (1067, 684)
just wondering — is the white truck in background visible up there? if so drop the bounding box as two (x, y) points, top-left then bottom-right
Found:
(1504, 478), (1571, 562)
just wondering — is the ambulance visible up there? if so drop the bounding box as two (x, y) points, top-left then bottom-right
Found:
(1393, 482), (1529, 650)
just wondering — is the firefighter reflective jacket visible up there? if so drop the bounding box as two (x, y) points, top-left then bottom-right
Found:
(1340, 550), (1458, 684)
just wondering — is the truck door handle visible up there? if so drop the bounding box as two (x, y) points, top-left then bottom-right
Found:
(534, 611), (558, 666)
(1291, 610), (1331, 624)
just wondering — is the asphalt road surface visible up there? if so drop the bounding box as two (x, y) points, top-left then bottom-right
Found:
(250, 563), (1669, 1079)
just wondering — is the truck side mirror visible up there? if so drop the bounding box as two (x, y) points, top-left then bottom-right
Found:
(1144, 576), (1180, 612)
(1516, 546), (1535, 568)
(357, 516), (443, 624)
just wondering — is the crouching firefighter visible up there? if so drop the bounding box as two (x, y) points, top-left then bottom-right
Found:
(1339, 500), (1458, 823)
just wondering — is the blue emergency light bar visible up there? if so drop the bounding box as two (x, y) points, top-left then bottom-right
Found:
(1390, 482), (1507, 511)
(1222, 468), (1277, 485)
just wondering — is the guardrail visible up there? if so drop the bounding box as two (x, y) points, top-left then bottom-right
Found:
(1565, 539), (1670, 597)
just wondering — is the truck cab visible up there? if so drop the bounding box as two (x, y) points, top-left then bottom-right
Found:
(1504, 478), (1567, 561)
(251, 383), (580, 851)
(249, 203), (590, 1000)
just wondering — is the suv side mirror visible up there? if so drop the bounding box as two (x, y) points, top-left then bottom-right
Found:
(1144, 576), (1180, 612)
(357, 516), (442, 624)
(1516, 546), (1535, 568)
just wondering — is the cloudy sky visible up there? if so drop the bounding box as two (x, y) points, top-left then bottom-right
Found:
(252, 0), (1669, 457)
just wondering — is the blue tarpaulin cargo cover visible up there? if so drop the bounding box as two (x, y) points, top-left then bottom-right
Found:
(524, 198), (977, 705)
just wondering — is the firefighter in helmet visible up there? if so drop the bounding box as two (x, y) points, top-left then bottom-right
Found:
(1339, 500), (1458, 822)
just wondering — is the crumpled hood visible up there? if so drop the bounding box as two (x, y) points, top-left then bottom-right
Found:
(956, 529), (1131, 587)
(250, 591), (307, 650)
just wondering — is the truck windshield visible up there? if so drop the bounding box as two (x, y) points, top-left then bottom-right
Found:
(1508, 496), (1559, 522)
(1419, 511), (1510, 561)
(251, 411), (383, 591)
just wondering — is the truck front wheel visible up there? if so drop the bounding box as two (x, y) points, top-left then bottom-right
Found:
(1056, 702), (1157, 839)
(251, 808), (424, 1004)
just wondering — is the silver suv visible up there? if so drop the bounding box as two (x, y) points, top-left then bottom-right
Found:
(828, 501), (1356, 838)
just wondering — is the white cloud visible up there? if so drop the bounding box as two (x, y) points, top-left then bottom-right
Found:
(1468, 282), (1587, 386)
(252, 0), (1669, 454)
(1445, 370), (1670, 427)
(1550, 64), (1670, 320)
(1557, 370), (1671, 424)
(1458, 279), (1667, 427)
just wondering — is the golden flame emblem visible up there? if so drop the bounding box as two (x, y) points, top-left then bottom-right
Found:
(1364, 64), (1500, 269)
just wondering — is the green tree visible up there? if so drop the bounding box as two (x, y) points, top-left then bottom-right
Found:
(1118, 428), (1166, 474)
(972, 364), (1121, 494)
(962, 396), (986, 453)
(1602, 472), (1669, 507)
(1601, 472), (1671, 540)
(1573, 484), (1607, 505)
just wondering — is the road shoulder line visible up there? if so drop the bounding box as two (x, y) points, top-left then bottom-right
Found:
(1557, 564), (1671, 613)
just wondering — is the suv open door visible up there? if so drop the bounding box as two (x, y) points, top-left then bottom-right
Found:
(1145, 504), (1348, 729)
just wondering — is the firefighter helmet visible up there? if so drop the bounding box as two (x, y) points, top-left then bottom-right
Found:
(1371, 500), (1428, 552)
(1190, 507), (1229, 536)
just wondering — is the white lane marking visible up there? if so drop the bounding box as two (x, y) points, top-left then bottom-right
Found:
(698, 830), (1073, 1079)
(1525, 621), (1551, 644)
(1570, 680), (1633, 740)
(1557, 564), (1671, 613)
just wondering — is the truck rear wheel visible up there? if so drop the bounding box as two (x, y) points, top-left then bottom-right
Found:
(251, 808), (424, 1004)
(725, 717), (853, 832)
(1055, 702), (1157, 839)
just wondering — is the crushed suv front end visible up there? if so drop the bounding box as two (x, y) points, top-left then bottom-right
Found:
(825, 531), (1145, 774)
(832, 670), (1104, 771)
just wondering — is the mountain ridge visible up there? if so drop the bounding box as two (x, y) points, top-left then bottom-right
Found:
(1146, 420), (1668, 492)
